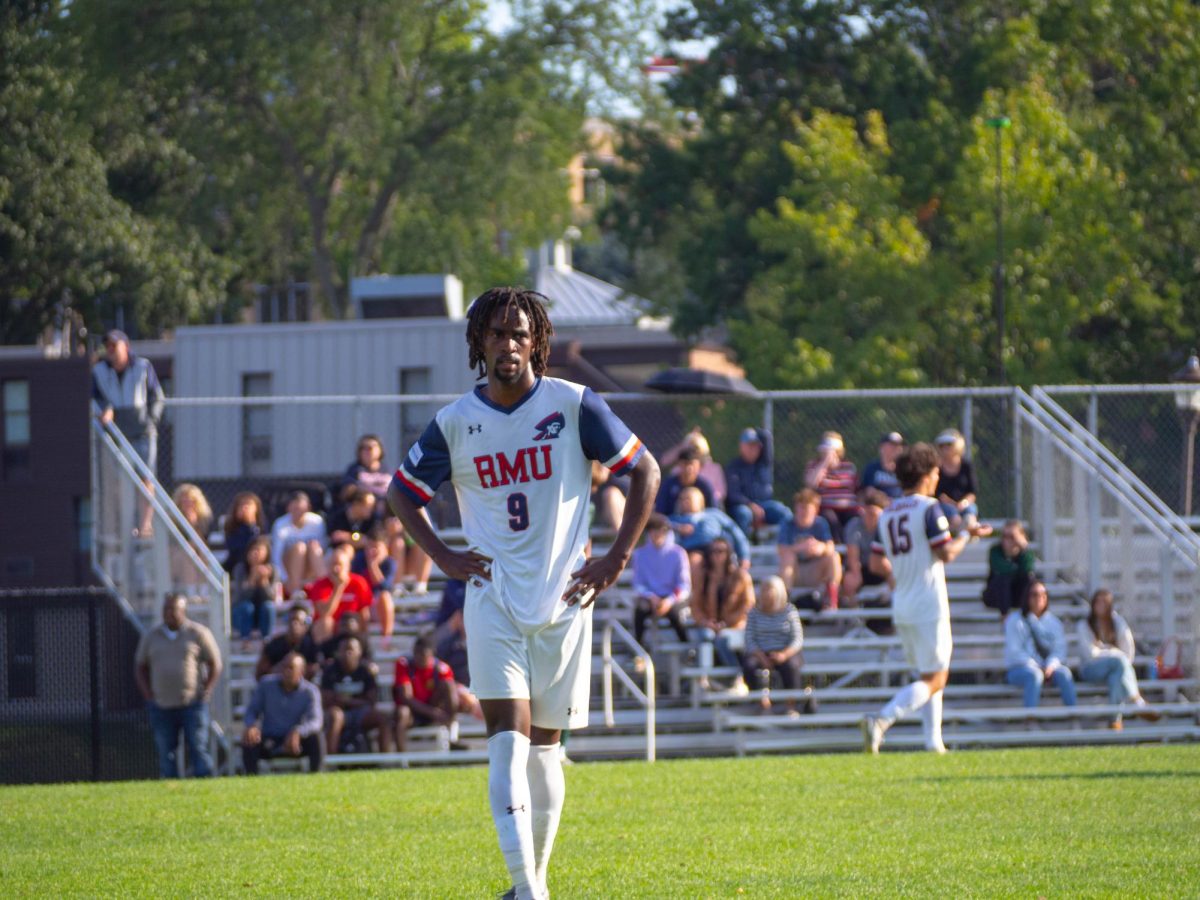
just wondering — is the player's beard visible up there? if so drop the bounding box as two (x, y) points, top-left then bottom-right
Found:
(492, 356), (528, 385)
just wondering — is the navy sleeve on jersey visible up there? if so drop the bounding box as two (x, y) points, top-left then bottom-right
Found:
(579, 387), (645, 475)
(392, 419), (452, 508)
(925, 503), (952, 547)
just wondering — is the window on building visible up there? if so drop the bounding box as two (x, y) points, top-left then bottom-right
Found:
(5, 608), (36, 699)
(398, 368), (433, 452)
(241, 373), (272, 476)
(2, 380), (31, 481)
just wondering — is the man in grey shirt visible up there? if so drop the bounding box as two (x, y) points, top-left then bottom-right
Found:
(135, 593), (222, 778)
(242, 652), (324, 774)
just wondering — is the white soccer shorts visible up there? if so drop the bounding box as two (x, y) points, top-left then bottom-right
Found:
(464, 586), (593, 731)
(896, 618), (952, 674)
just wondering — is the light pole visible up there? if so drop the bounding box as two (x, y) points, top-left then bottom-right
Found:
(1171, 353), (1200, 518)
(985, 116), (1011, 385)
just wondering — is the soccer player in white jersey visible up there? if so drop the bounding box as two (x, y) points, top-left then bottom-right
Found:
(862, 442), (990, 754)
(388, 287), (660, 899)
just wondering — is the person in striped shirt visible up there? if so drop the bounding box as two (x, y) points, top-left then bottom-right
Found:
(743, 576), (808, 716)
(804, 431), (859, 541)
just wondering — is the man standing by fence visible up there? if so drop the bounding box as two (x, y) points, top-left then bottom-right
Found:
(135, 593), (222, 777)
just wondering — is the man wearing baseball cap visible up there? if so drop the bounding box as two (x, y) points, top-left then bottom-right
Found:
(859, 431), (905, 499)
(725, 426), (791, 538)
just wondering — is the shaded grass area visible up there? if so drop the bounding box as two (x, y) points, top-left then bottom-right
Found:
(1, 745), (1198, 897)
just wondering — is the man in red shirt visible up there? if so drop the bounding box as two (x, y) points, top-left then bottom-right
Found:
(304, 542), (373, 642)
(393, 635), (461, 751)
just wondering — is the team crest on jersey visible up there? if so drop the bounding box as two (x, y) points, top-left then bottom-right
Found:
(532, 411), (566, 441)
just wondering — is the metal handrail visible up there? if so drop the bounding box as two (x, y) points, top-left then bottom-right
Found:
(600, 617), (656, 762)
(1015, 389), (1200, 570)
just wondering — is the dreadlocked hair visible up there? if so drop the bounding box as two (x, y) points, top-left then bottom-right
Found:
(465, 286), (554, 378)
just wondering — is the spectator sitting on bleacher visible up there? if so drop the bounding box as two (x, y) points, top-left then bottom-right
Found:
(231, 535), (281, 641)
(271, 490), (327, 595)
(328, 487), (376, 551)
(352, 525), (396, 640)
(670, 486), (751, 578)
(433, 578), (470, 685)
(304, 541), (373, 643)
(660, 427), (727, 507)
(725, 427), (791, 538)
(630, 513), (692, 645)
(393, 635), (477, 752)
(935, 429), (979, 527)
(777, 488), (842, 610)
(743, 576), (810, 716)
(590, 460), (628, 531)
(858, 431), (905, 499)
(320, 635), (388, 753)
(256, 604), (320, 680)
(339, 434), (394, 505)
(170, 483), (213, 589)
(223, 491), (266, 575)
(804, 431), (858, 541)
(841, 488), (890, 608)
(690, 538), (755, 675)
(242, 652), (324, 774)
(982, 520), (1035, 618)
(1004, 579), (1077, 712)
(1078, 589), (1162, 730)
(318, 613), (374, 668)
(655, 446), (716, 516)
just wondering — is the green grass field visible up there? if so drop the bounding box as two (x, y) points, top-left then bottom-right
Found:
(2, 745), (1198, 897)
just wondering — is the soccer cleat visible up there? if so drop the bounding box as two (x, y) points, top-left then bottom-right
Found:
(861, 715), (884, 754)
(925, 742), (948, 755)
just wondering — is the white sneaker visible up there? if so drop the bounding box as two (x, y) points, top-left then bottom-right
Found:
(730, 677), (749, 697)
(861, 716), (885, 754)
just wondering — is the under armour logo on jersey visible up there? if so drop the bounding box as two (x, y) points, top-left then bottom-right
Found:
(532, 411), (565, 441)
(567, 708), (578, 716)
(468, 424), (483, 434)
(506, 804), (526, 815)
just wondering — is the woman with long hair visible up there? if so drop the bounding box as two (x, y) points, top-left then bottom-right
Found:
(1077, 589), (1161, 729)
(690, 538), (755, 677)
(223, 491), (266, 574)
(170, 483), (214, 589)
(1003, 579), (1077, 710)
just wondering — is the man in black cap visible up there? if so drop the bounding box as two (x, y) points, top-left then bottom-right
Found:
(858, 431), (905, 499)
(93, 329), (165, 534)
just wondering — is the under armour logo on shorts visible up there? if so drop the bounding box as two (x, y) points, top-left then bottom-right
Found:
(468, 424), (483, 434)
(506, 804), (526, 814)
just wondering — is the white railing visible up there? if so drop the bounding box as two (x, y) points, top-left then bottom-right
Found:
(600, 617), (656, 762)
(90, 411), (232, 737)
(1015, 389), (1198, 674)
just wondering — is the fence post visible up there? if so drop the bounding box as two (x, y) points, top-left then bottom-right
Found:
(1160, 545), (1176, 645)
(1086, 392), (1102, 594)
(88, 597), (102, 781)
(1012, 389), (1024, 522)
(763, 395), (774, 493)
(961, 395), (974, 459)
(353, 397), (364, 443)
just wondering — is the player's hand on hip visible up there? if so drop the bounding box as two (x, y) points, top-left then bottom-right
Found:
(437, 548), (493, 586)
(564, 554), (626, 607)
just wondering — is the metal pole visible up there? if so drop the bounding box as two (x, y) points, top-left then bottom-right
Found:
(995, 123), (1006, 386)
(1086, 392), (1101, 593)
(88, 597), (102, 781)
(1184, 415), (1198, 519)
(1012, 389), (1024, 522)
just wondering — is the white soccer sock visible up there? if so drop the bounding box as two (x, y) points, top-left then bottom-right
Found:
(527, 742), (565, 892)
(487, 731), (539, 899)
(880, 679), (932, 726)
(921, 690), (944, 750)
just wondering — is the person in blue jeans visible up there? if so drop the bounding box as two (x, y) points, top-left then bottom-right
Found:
(231, 535), (280, 640)
(1077, 589), (1161, 729)
(1003, 580), (1077, 711)
(725, 427), (791, 537)
(135, 593), (222, 777)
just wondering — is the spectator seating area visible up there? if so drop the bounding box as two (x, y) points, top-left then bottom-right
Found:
(220, 522), (1200, 771)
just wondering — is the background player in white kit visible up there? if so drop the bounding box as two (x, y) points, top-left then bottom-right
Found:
(388, 288), (659, 899)
(862, 443), (990, 754)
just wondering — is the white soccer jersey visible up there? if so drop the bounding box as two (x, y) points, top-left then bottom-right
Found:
(393, 377), (644, 630)
(871, 493), (952, 625)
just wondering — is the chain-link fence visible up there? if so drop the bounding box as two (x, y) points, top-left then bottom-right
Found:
(0, 588), (157, 784)
(158, 388), (1019, 531)
(1044, 385), (1200, 519)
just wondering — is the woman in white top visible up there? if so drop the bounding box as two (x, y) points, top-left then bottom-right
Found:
(1077, 589), (1161, 729)
(1003, 579), (1077, 709)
